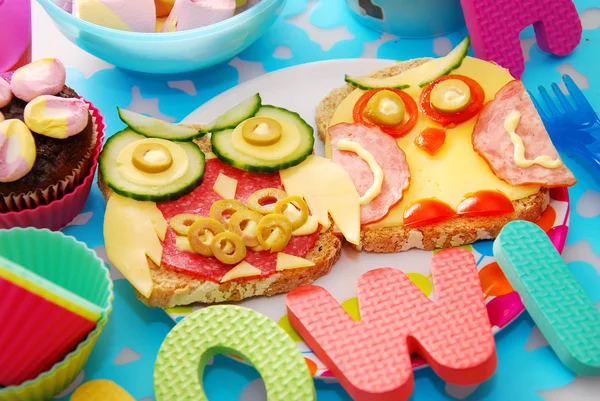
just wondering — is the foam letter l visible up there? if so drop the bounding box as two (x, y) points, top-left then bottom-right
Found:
(286, 248), (497, 401)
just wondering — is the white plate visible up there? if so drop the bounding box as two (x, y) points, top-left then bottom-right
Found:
(170, 59), (571, 379)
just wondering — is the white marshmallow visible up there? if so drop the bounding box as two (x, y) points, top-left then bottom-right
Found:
(162, 0), (236, 32)
(72, 0), (156, 32)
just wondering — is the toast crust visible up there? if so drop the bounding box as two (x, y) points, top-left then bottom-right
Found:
(316, 59), (550, 253)
(98, 136), (342, 308)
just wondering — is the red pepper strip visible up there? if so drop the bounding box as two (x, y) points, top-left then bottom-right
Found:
(457, 190), (515, 216)
(420, 74), (485, 127)
(403, 198), (456, 228)
(415, 127), (446, 155)
(352, 88), (419, 138)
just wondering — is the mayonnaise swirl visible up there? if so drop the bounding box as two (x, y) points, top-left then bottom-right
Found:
(505, 110), (562, 169)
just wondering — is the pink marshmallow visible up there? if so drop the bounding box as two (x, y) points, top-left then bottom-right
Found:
(0, 119), (36, 183)
(10, 58), (66, 103)
(162, 0), (236, 32)
(72, 0), (156, 32)
(0, 78), (12, 109)
(24, 95), (89, 139)
(53, 0), (73, 12)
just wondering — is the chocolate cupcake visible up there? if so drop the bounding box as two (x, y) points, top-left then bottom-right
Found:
(0, 58), (98, 213)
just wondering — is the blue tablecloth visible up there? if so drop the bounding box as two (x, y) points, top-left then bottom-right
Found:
(48, 0), (600, 399)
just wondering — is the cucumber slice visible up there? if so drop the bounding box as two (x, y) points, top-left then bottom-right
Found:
(117, 108), (204, 141)
(201, 93), (262, 134)
(211, 105), (314, 173)
(345, 36), (471, 90)
(99, 129), (205, 202)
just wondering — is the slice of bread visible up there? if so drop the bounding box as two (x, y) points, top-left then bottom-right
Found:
(316, 59), (550, 253)
(98, 136), (342, 308)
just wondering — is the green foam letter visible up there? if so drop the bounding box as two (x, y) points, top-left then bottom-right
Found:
(154, 305), (316, 401)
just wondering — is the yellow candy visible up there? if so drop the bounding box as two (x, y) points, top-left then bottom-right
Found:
(71, 380), (135, 401)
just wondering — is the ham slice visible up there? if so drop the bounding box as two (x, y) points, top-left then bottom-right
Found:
(329, 123), (410, 224)
(472, 80), (576, 187)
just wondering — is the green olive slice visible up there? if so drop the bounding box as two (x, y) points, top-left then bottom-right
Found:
(430, 79), (472, 113)
(188, 218), (225, 256)
(367, 90), (406, 126)
(229, 210), (263, 247)
(273, 195), (309, 231)
(256, 213), (292, 252)
(132, 142), (173, 173)
(241, 117), (283, 146)
(209, 199), (247, 228)
(170, 213), (202, 236)
(246, 188), (288, 215)
(210, 232), (247, 265)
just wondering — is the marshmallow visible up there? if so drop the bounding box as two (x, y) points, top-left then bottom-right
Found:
(73, 0), (156, 32)
(156, 17), (168, 32)
(162, 0), (236, 32)
(0, 119), (36, 183)
(24, 95), (89, 139)
(53, 0), (73, 12)
(10, 58), (66, 103)
(0, 78), (12, 108)
(155, 0), (176, 17)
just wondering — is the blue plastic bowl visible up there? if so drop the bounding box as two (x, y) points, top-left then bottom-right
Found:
(37, 0), (286, 74)
(345, 0), (465, 38)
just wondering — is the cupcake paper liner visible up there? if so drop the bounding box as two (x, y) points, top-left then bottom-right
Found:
(0, 228), (114, 401)
(0, 100), (105, 230)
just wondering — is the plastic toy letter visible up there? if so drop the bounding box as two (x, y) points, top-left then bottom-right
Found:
(286, 248), (497, 401)
(494, 221), (600, 375)
(154, 305), (316, 401)
(460, 0), (582, 78)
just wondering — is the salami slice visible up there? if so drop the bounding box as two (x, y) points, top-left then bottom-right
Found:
(157, 159), (320, 282)
(329, 123), (410, 224)
(472, 80), (576, 187)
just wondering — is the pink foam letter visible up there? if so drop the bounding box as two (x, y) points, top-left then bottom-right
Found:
(460, 0), (582, 78)
(286, 248), (497, 401)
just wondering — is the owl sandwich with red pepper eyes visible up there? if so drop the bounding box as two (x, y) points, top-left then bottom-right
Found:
(315, 37), (576, 253)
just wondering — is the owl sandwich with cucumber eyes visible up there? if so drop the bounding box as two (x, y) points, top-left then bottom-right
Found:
(315, 36), (576, 253)
(98, 96), (352, 308)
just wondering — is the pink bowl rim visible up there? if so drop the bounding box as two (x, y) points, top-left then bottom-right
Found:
(0, 99), (105, 221)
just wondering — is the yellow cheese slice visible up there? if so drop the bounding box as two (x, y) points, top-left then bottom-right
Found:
(280, 155), (361, 245)
(212, 172), (238, 199)
(221, 261), (262, 283)
(175, 235), (194, 253)
(103, 194), (167, 298)
(276, 253), (315, 271)
(329, 56), (541, 229)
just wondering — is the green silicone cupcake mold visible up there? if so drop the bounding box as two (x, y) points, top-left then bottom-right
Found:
(0, 228), (114, 401)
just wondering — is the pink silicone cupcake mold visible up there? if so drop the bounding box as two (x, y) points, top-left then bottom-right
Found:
(0, 100), (105, 230)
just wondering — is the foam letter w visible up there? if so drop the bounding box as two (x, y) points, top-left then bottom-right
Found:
(286, 248), (497, 401)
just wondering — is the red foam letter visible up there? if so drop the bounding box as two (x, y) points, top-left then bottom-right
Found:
(286, 248), (497, 401)
(460, 0), (582, 78)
